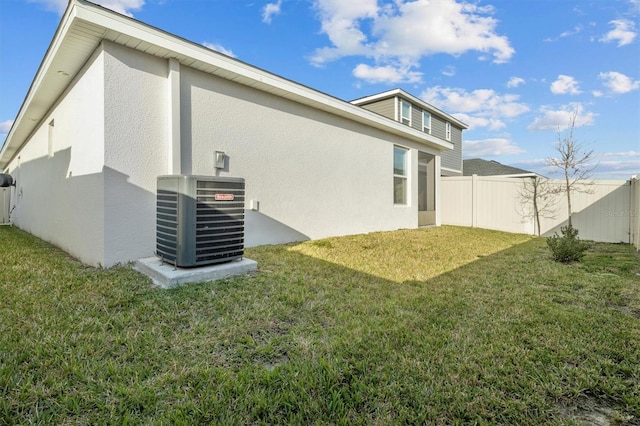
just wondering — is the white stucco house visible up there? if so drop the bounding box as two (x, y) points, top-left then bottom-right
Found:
(0, 0), (466, 267)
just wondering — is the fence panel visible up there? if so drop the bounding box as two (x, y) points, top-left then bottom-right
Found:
(440, 177), (473, 227)
(539, 180), (631, 243)
(441, 176), (633, 243)
(475, 177), (534, 235)
(1, 187), (10, 224)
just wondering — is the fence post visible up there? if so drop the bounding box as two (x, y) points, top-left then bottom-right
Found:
(631, 177), (640, 250)
(472, 174), (478, 228)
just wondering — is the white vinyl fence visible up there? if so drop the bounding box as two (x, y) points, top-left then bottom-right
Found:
(442, 175), (640, 248)
(1, 187), (10, 225)
(632, 177), (640, 249)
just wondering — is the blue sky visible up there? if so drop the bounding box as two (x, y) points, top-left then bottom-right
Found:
(1, 0), (639, 179)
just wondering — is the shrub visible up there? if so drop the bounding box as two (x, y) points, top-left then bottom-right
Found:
(547, 225), (590, 263)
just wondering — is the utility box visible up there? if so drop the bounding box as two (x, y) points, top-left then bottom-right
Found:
(156, 175), (245, 267)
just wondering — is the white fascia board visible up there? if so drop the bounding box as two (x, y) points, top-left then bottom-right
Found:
(0, 0), (453, 170)
(72, 2), (317, 108)
(74, 2), (454, 151)
(0, 1), (78, 169)
(351, 89), (403, 105)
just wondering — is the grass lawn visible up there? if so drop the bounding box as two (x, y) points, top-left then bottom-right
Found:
(1, 226), (639, 424)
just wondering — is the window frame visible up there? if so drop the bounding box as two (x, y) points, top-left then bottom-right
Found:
(422, 110), (431, 134)
(400, 99), (412, 126)
(393, 145), (409, 205)
(445, 122), (452, 141)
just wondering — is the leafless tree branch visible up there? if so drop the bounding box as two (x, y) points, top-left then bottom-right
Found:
(518, 176), (559, 236)
(544, 109), (599, 227)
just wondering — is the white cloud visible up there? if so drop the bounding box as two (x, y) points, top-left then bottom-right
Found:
(599, 160), (640, 170)
(30, 0), (144, 16)
(371, 1), (514, 62)
(599, 19), (637, 46)
(527, 103), (596, 131)
(450, 113), (505, 131)
(602, 151), (640, 158)
(422, 87), (528, 117)
(596, 151), (640, 177)
(511, 158), (547, 167)
(544, 25), (584, 42)
(522, 158), (623, 180)
(550, 75), (581, 95)
(508, 155), (639, 180)
(203, 42), (237, 58)
(594, 156), (640, 179)
(310, 0), (378, 65)
(310, 0), (513, 83)
(560, 25), (583, 38)
(420, 86), (529, 130)
(506, 77), (525, 88)
(598, 71), (640, 94)
(463, 138), (525, 157)
(352, 63), (422, 84)
(262, 0), (283, 24)
(441, 65), (456, 77)
(0, 120), (13, 135)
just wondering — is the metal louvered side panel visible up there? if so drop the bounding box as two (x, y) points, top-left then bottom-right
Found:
(156, 189), (178, 263)
(194, 179), (245, 265)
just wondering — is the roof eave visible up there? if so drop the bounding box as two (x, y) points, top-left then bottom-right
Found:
(0, 0), (453, 170)
(0, 0), (81, 170)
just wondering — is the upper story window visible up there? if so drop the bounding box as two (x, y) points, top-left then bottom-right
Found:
(422, 111), (431, 134)
(400, 99), (411, 126)
(393, 146), (408, 205)
(445, 122), (452, 141)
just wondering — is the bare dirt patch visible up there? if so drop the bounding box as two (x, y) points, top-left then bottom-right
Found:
(558, 397), (636, 425)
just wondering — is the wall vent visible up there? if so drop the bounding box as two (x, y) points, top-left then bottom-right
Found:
(156, 175), (245, 267)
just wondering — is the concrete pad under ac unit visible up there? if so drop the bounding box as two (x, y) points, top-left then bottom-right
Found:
(135, 257), (258, 289)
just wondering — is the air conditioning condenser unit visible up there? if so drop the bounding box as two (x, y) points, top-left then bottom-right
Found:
(156, 175), (245, 267)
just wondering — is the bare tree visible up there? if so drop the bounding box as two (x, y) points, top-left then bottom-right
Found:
(545, 110), (597, 227)
(518, 176), (558, 236)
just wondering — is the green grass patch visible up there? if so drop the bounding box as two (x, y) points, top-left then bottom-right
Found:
(1, 226), (638, 424)
(580, 242), (640, 275)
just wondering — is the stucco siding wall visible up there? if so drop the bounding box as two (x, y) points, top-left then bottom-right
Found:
(19, 42), (441, 266)
(102, 41), (169, 266)
(182, 66), (421, 247)
(4, 49), (106, 265)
